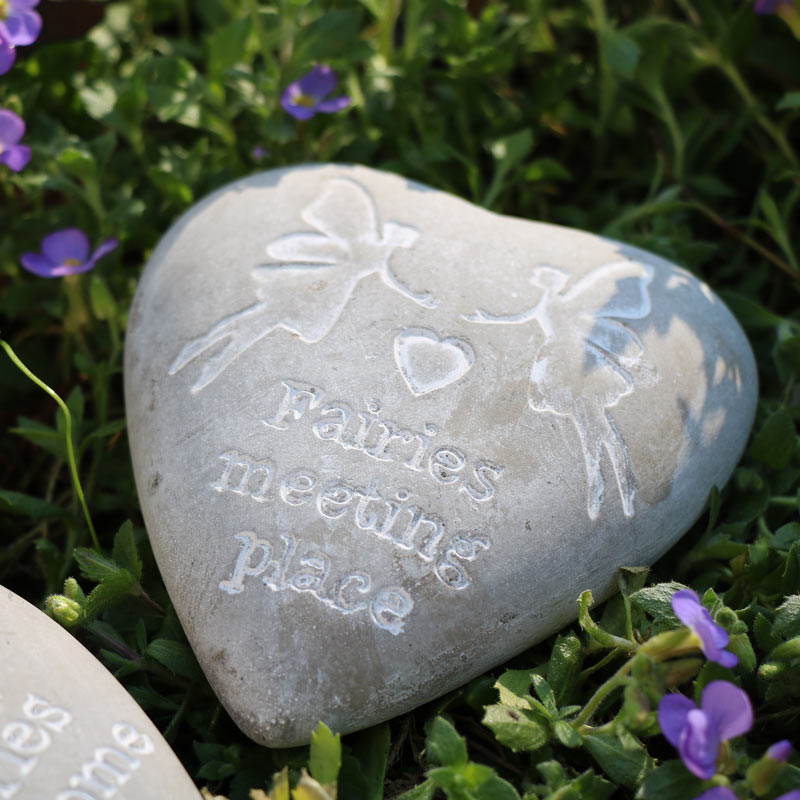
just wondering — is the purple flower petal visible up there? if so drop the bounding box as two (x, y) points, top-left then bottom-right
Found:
(3, 8), (41, 46)
(11, 0), (41, 10)
(671, 589), (737, 667)
(754, 0), (792, 12)
(678, 708), (720, 779)
(0, 143), (30, 171)
(280, 96), (317, 121)
(0, 109), (25, 146)
(658, 693), (695, 747)
(89, 237), (119, 263)
(20, 252), (58, 277)
(777, 792), (800, 800)
(701, 681), (753, 742)
(316, 94), (351, 114)
(0, 37), (15, 75)
(694, 789), (738, 800)
(767, 740), (792, 762)
(41, 228), (90, 266)
(48, 260), (95, 277)
(297, 64), (337, 100)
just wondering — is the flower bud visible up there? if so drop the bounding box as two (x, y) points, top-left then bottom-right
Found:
(658, 657), (703, 688)
(631, 651), (654, 681)
(63, 577), (86, 604)
(714, 608), (739, 630)
(47, 594), (82, 627)
(747, 740), (793, 796)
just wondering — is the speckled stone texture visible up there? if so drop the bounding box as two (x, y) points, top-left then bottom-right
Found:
(124, 164), (757, 747)
(0, 587), (201, 798)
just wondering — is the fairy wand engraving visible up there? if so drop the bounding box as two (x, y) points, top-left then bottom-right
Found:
(464, 259), (657, 520)
(169, 178), (437, 393)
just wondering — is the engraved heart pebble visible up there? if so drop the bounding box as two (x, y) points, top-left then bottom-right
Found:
(124, 164), (757, 747)
(0, 587), (201, 798)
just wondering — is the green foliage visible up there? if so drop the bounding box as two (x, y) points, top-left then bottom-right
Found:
(2, 0), (800, 798)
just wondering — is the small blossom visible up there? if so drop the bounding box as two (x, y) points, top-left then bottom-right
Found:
(20, 228), (118, 278)
(671, 589), (738, 668)
(0, 30), (15, 74)
(280, 65), (351, 121)
(776, 793), (800, 800)
(767, 740), (793, 762)
(251, 144), (269, 161)
(658, 680), (753, 779)
(0, 0), (42, 47)
(0, 108), (30, 171)
(754, 0), (793, 12)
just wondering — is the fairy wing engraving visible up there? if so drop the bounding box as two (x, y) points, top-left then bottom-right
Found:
(464, 259), (657, 520)
(169, 179), (436, 393)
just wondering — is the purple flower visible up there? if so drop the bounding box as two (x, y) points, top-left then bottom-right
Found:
(671, 589), (738, 668)
(20, 228), (118, 278)
(767, 740), (792, 762)
(776, 793), (800, 800)
(754, 0), (793, 12)
(280, 65), (351, 121)
(658, 680), (753, 779)
(0, 30), (15, 75)
(0, 0), (41, 47)
(695, 790), (737, 800)
(251, 144), (269, 161)
(0, 109), (30, 171)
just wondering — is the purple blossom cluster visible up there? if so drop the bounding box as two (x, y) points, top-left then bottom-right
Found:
(658, 589), (796, 796)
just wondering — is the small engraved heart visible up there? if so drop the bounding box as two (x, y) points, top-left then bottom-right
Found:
(394, 328), (475, 395)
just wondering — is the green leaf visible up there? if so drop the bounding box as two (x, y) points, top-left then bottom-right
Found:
(777, 91), (800, 110)
(74, 548), (124, 583)
(473, 773), (520, 800)
(570, 769), (616, 800)
(425, 717), (467, 767)
(773, 595), (800, 639)
(206, 16), (252, 73)
(584, 734), (655, 788)
(599, 29), (641, 79)
(338, 723), (389, 800)
(309, 722), (341, 785)
(635, 760), (703, 799)
(293, 9), (364, 62)
(547, 632), (583, 705)
(396, 779), (436, 800)
(552, 720), (582, 748)
(58, 147), (97, 183)
(495, 669), (534, 709)
(83, 570), (137, 620)
(146, 638), (202, 680)
(750, 408), (796, 468)
(89, 276), (118, 321)
(630, 582), (687, 624)
(0, 489), (67, 520)
(489, 129), (534, 172)
(530, 675), (559, 716)
(719, 292), (783, 329)
(112, 520), (142, 581)
(482, 704), (549, 752)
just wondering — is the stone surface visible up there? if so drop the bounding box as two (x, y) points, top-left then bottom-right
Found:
(124, 163), (757, 747)
(0, 586), (200, 799)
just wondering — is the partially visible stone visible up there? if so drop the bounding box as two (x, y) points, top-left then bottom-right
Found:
(0, 586), (200, 799)
(124, 164), (757, 747)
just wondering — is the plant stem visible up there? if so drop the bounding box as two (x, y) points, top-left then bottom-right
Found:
(1, 340), (100, 552)
(573, 658), (633, 729)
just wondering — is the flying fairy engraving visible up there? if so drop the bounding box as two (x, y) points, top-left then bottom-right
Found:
(464, 259), (657, 520)
(169, 178), (437, 393)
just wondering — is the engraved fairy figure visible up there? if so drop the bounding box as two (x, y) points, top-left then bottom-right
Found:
(169, 179), (437, 393)
(464, 260), (656, 520)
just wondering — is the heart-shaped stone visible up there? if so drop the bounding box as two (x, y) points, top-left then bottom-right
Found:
(124, 164), (756, 747)
(394, 328), (475, 395)
(0, 587), (200, 798)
